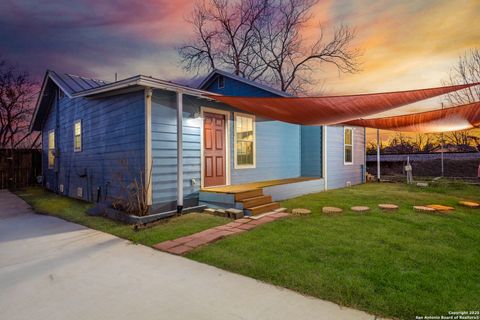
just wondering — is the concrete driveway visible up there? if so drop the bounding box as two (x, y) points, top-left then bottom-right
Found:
(0, 190), (377, 320)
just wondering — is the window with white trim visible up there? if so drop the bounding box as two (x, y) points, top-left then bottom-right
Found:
(344, 127), (353, 164)
(74, 120), (82, 152)
(48, 130), (55, 169)
(235, 113), (255, 168)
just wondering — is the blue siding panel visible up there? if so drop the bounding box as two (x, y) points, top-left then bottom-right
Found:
(301, 126), (322, 177)
(326, 125), (365, 190)
(203, 75), (281, 97)
(231, 120), (300, 184)
(41, 90), (145, 201)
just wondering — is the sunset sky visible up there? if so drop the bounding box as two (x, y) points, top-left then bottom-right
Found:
(1, 0), (479, 141)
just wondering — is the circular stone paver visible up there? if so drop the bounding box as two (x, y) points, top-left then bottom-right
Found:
(414, 205), (436, 212)
(322, 206), (343, 214)
(291, 208), (311, 216)
(426, 204), (454, 211)
(378, 204), (399, 211)
(459, 201), (480, 208)
(351, 206), (370, 213)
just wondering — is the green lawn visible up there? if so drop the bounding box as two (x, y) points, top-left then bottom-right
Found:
(187, 182), (480, 319)
(16, 187), (229, 246)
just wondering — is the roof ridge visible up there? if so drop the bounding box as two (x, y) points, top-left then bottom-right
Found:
(64, 72), (108, 84)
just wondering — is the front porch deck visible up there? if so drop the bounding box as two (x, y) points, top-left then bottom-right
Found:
(200, 177), (325, 215)
(202, 177), (320, 193)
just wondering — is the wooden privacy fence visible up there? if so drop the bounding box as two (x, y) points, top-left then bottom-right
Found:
(0, 149), (42, 189)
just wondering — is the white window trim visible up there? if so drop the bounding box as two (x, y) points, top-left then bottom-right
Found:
(48, 129), (55, 169)
(234, 112), (256, 169)
(74, 119), (82, 152)
(200, 107), (231, 189)
(344, 126), (354, 165)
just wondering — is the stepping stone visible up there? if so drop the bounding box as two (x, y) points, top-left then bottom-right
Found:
(416, 182), (429, 187)
(426, 204), (454, 211)
(226, 208), (244, 219)
(351, 206), (370, 213)
(214, 209), (228, 217)
(414, 205), (436, 212)
(249, 211), (275, 220)
(378, 204), (398, 211)
(322, 207), (343, 214)
(459, 201), (480, 208)
(291, 208), (311, 216)
(203, 208), (216, 215)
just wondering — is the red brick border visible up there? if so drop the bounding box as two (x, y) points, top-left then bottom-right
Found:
(152, 212), (289, 255)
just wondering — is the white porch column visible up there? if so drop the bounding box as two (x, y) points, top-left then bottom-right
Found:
(176, 91), (184, 212)
(322, 125), (328, 190)
(144, 88), (153, 206)
(376, 129), (381, 181)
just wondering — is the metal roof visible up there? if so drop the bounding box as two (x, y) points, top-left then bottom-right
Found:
(198, 69), (292, 97)
(30, 70), (220, 132)
(48, 70), (109, 97)
(72, 75), (218, 99)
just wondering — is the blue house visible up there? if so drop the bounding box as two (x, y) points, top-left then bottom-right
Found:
(30, 69), (366, 216)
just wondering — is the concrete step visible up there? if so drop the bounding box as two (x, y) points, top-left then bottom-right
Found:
(234, 189), (264, 201)
(246, 202), (281, 216)
(241, 195), (272, 208)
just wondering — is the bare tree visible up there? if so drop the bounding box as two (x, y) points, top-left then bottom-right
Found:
(178, 0), (269, 79)
(444, 48), (480, 106)
(178, 0), (361, 93)
(0, 60), (39, 149)
(441, 48), (480, 150)
(254, 1), (360, 93)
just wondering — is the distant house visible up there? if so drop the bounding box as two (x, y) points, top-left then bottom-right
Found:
(30, 69), (366, 215)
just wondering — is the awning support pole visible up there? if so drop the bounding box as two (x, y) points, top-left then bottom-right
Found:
(322, 126), (328, 190)
(440, 102), (444, 177)
(176, 91), (184, 213)
(377, 129), (381, 181)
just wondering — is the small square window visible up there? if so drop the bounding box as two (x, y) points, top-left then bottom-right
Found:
(218, 75), (225, 89)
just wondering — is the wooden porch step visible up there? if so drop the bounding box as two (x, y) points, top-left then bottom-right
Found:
(246, 202), (281, 216)
(241, 195), (272, 208)
(235, 189), (264, 201)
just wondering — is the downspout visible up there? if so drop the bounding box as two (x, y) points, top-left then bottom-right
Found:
(176, 91), (184, 213)
(322, 125), (328, 190)
(144, 88), (153, 208)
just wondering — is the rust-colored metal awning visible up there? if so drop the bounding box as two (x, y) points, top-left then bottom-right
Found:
(344, 101), (480, 133)
(207, 83), (479, 126)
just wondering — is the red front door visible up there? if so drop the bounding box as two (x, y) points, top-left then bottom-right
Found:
(203, 112), (226, 187)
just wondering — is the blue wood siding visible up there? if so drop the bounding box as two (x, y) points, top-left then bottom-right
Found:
(150, 92), (202, 211)
(301, 126), (322, 177)
(151, 90), (302, 210)
(326, 125), (365, 189)
(231, 120), (300, 184)
(202, 75), (281, 97)
(41, 89), (145, 201)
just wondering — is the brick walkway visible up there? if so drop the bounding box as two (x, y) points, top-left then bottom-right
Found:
(153, 211), (289, 255)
